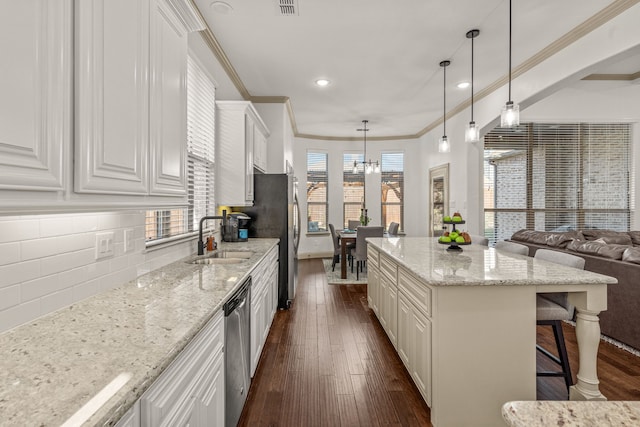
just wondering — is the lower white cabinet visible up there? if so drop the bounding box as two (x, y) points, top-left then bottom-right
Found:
(250, 245), (279, 376)
(140, 309), (224, 426)
(115, 401), (140, 427)
(367, 247), (380, 314)
(397, 291), (432, 405)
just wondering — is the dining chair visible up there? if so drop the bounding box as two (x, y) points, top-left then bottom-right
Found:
(470, 234), (488, 246)
(534, 248), (585, 395)
(350, 226), (384, 279)
(494, 240), (529, 256)
(388, 222), (400, 236)
(348, 220), (361, 231)
(328, 224), (341, 271)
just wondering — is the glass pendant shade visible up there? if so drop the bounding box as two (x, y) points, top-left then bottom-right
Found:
(374, 161), (380, 174)
(352, 161), (358, 174)
(465, 121), (479, 143)
(500, 101), (520, 127)
(438, 136), (450, 153)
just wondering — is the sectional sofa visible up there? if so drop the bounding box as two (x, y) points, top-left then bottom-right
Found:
(509, 229), (640, 351)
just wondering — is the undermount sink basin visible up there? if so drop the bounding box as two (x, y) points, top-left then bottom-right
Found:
(189, 250), (254, 265)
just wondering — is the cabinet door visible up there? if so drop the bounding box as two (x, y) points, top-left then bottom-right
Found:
(250, 282), (265, 376)
(397, 294), (411, 367)
(387, 284), (398, 348)
(74, 0), (149, 194)
(253, 129), (267, 172)
(0, 0), (70, 192)
(115, 401), (140, 427)
(195, 352), (225, 426)
(412, 309), (432, 406)
(368, 267), (379, 314)
(148, 0), (187, 196)
(378, 275), (389, 331)
(244, 115), (254, 201)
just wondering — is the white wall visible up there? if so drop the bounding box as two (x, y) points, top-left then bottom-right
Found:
(293, 136), (423, 257)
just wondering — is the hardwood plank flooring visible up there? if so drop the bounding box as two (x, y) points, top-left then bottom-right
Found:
(239, 259), (640, 426)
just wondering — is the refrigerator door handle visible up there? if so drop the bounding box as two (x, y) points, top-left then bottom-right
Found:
(294, 194), (301, 254)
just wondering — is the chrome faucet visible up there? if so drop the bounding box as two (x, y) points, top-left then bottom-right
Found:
(198, 210), (227, 255)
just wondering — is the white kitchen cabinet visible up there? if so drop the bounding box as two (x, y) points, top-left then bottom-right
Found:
(74, 0), (203, 196)
(250, 244), (278, 376)
(217, 101), (270, 206)
(367, 246), (380, 315)
(141, 309), (224, 426)
(0, 0), (71, 193)
(397, 290), (432, 406)
(379, 254), (398, 348)
(253, 128), (267, 173)
(115, 401), (140, 427)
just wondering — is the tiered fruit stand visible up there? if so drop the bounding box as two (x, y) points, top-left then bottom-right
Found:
(439, 219), (471, 251)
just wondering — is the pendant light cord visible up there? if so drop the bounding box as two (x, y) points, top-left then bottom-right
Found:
(443, 64), (447, 135)
(471, 35), (475, 121)
(508, 0), (512, 103)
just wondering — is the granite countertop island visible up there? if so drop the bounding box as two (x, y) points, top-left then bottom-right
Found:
(0, 238), (279, 426)
(502, 400), (640, 426)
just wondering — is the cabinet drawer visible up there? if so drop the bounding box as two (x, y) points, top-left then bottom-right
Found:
(367, 245), (379, 269)
(399, 268), (431, 317)
(380, 254), (397, 283)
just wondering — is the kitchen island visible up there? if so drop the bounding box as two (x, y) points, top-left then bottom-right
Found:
(366, 237), (617, 427)
(0, 238), (279, 426)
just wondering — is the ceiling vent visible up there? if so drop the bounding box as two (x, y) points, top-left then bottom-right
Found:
(276, 0), (298, 16)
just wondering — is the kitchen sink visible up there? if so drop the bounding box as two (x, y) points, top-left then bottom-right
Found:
(189, 250), (253, 265)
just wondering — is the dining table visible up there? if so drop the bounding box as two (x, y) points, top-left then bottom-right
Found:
(338, 230), (357, 279)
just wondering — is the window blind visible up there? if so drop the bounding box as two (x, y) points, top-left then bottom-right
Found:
(484, 122), (631, 245)
(145, 56), (216, 243)
(307, 151), (328, 232)
(381, 152), (404, 231)
(343, 153), (364, 228)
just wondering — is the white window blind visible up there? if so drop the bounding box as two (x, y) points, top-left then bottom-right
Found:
(146, 56), (216, 244)
(307, 151), (328, 232)
(381, 152), (404, 231)
(343, 153), (364, 228)
(484, 122), (632, 244)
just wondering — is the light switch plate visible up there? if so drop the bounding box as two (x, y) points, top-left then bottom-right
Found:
(124, 228), (134, 253)
(96, 232), (115, 259)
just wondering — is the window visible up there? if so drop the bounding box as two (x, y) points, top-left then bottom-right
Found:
(484, 122), (632, 244)
(343, 153), (364, 228)
(307, 151), (328, 232)
(146, 56), (216, 244)
(381, 152), (404, 231)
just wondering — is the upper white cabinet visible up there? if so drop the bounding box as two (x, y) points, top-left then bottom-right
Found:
(217, 101), (270, 206)
(0, 0), (71, 192)
(253, 128), (267, 173)
(74, 0), (204, 196)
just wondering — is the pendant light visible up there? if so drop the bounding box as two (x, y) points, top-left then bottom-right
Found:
(500, 0), (519, 127)
(353, 120), (380, 174)
(438, 60), (451, 153)
(465, 29), (480, 143)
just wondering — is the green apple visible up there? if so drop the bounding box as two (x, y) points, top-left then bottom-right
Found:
(443, 215), (452, 222)
(449, 231), (459, 240)
(452, 216), (463, 223)
(441, 236), (451, 243)
(455, 236), (465, 243)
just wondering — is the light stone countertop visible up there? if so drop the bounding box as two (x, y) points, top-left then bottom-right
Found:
(367, 237), (617, 287)
(0, 238), (279, 427)
(502, 400), (640, 426)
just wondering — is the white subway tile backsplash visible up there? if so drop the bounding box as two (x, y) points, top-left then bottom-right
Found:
(0, 299), (41, 332)
(0, 285), (20, 310)
(0, 259), (41, 288)
(0, 242), (21, 266)
(0, 210), (199, 334)
(40, 248), (95, 277)
(0, 219), (40, 243)
(40, 288), (73, 314)
(39, 217), (75, 238)
(21, 233), (94, 261)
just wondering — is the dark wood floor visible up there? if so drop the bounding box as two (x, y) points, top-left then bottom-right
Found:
(239, 259), (640, 426)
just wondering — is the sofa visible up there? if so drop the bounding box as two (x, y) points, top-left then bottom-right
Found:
(509, 229), (640, 352)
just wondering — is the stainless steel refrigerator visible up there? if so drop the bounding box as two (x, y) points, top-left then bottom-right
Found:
(239, 173), (300, 309)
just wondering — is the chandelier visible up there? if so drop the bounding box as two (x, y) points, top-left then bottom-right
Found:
(353, 120), (380, 174)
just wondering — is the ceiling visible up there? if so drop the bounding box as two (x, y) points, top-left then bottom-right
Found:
(193, 0), (640, 140)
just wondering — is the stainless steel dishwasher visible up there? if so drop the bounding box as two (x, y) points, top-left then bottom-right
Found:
(224, 276), (251, 427)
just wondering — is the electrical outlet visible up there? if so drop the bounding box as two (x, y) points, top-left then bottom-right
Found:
(124, 228), (134, 253)
(95, 232), (115, 259)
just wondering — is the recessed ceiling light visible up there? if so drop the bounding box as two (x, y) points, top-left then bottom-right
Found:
(457, 81), (470, 89)
(315, 79), (330, 87)
(210, 1), (233, 14)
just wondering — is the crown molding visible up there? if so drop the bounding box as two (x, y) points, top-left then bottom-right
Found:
(582, 70), (640, 80)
